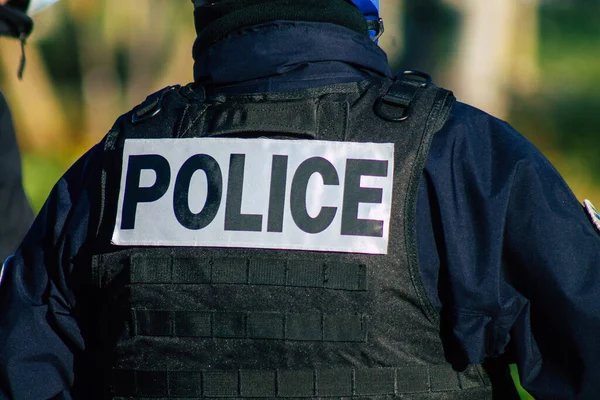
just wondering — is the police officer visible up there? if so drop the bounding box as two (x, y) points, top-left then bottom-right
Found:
(0, 0), (57, 261)
(1, 1), (600, 399)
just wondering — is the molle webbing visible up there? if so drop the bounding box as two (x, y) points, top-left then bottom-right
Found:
(131, 309), (367, 342)
(100, 255), (367, 291)
(112, 365), (490, 398)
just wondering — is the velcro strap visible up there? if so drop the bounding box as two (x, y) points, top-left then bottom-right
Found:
(207, 101), (319, 138)
(203, 99), (347, 141)
(112, 365), (489, 398)
(131, 310), (368, 342)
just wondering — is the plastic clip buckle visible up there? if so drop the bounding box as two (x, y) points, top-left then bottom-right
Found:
(131, 85), (179, 125)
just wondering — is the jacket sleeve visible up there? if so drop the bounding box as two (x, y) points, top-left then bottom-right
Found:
(0, 144), (102, 400)
(419, 101), (600, 399)
(0, 92), (35, 261)
(502, 135), (600, 398)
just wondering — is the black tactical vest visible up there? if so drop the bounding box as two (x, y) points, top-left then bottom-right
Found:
(87, 76), (493, 399)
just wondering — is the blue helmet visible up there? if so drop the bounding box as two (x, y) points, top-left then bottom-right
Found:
(349, 0), (380, 20)
(349, 0), (383, 41)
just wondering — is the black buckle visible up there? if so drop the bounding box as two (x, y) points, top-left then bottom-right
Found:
(374, 70), (433, 122)
(131, 85), (179, 125)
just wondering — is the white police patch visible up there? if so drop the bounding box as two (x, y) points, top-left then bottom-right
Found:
(113, 138), (395, 255)
(584, 199), (600, 234)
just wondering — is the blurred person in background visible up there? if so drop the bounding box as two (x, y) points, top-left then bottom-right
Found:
(0, 0), (54, 262)
(0, 91), (32, 262)
(1, 0), (600, 399)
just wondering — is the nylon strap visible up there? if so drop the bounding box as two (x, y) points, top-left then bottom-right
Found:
(112, 365), (489, 398)
(131, 309), (367, 342)
(206, 101), (318, 137)
(103, 255), (367, 291)
(202, 98), (347, 141)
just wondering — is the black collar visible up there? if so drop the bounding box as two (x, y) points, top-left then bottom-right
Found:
(194, 21), (392, 91)
(193, 0), (368, 59)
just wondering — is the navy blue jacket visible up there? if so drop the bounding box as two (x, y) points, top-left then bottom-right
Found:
(1, 22), (600, 399)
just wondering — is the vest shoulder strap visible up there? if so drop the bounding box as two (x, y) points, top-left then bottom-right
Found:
(104, 76), (454, 149)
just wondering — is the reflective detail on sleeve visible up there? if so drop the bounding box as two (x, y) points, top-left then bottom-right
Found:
(584, 199), (600, 234)
(131, 309), (368, 342)
(0, 255), (12, 287)
(111, 364), (490, 398)
(127, 255), (367, 291)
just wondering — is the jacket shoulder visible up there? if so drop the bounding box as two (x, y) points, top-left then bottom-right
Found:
(439, 101), (543, 163)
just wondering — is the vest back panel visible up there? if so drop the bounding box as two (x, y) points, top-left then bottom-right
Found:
(87, 78), (492, 399)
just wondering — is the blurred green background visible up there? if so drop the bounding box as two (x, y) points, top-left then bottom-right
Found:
(1, 1), (599, 398)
